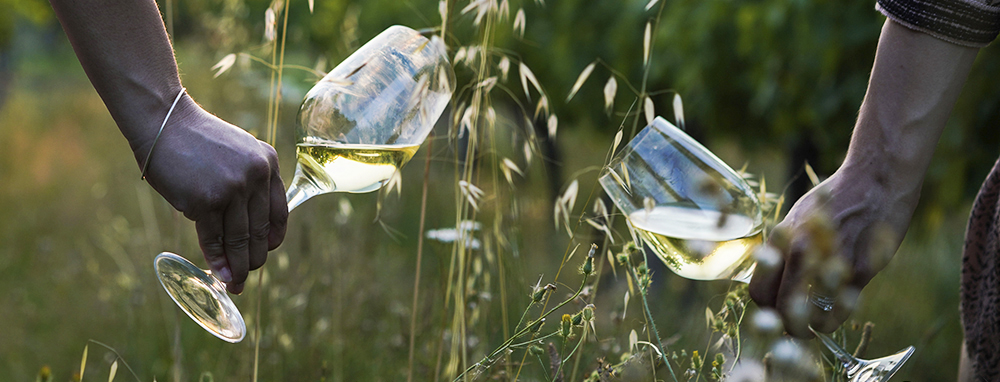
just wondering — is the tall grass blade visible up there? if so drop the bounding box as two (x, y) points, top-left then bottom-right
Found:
(804, 161), (820, 186)
(79, 345), (88, 381)
(645, 0), (660, 11)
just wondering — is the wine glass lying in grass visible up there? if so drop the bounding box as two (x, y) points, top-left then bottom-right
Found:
(155, 25), (455, 343)
(598, 117), (914, 381)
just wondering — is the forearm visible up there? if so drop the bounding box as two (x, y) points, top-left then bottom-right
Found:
(49, 0), (181, 160)
(841, 19), (978, 204)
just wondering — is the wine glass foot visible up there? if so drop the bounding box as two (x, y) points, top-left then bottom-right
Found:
(154, 252), (246, 343)
(845, 346), (915, 382)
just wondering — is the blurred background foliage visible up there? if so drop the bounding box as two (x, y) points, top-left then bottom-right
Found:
(0, 0), (995, 380)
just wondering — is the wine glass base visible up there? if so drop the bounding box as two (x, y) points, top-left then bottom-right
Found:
(846, 345), (914, 382)
(154, 252), (246, 343)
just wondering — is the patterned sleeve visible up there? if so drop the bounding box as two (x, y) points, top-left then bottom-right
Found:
(877, 0), (1000, 47)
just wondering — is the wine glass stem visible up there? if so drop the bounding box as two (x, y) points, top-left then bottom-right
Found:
(285, 175), (324, 212)
(811, 328), (862, 372)
(731, 261), (756, 284)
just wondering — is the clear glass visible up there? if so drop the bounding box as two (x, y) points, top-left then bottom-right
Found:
(154, 25), (455, 342)
(287, 24), (455, 209)
(599, 116), (913, 380)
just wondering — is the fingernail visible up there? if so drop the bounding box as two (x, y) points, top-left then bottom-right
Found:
(218, 266), (233, 283)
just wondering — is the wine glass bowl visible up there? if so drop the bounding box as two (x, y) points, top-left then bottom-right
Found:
(155, 25), (455, 342)
(287, 25), (455, 209)
(599, 116), (913, 381)
(599, 116), (763, 283)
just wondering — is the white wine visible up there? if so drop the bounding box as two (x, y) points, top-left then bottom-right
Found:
(628, 205), (762, 282)
(286, 139), (420, 211)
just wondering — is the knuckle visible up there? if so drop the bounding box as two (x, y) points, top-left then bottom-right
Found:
(225, 233), (251, 250)
(248, 156), (272, 180)
(250, 221), (270, 241)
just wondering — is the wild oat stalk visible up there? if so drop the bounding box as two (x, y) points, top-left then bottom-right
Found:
(452, 246), (595, 382)
(618, 246), (680, 382)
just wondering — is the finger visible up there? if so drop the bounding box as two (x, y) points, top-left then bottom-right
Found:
(265, 145), (288, 250)
(775, 239), (813, 339)
(248, 188), (270, 271)
(224, 197), (251, 295)
(749, 243), (784, 308)
(195, 211), (232, 283)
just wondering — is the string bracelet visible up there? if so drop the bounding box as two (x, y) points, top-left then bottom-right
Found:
(141, 87), (186, 180)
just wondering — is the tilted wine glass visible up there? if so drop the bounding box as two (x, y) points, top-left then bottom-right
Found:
(598, 117), (913, 381)
(154, 25), (455, 343)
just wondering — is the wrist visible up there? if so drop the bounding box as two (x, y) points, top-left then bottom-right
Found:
(130, 90), (201, 172)
(138, 88), (187, 179)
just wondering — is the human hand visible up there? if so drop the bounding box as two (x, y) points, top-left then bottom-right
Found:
(137, 96), (288, 295)
(748, 169), (914, 338)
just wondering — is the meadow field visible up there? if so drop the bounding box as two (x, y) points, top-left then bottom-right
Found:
(0, 0), (988, 380)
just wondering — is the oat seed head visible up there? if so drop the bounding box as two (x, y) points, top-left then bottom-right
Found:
(513, 8), (526, 38)
(672, 93), (685, 129)
(643, 22), (652, 67)
(567, 62), (596, 102)
(264, 8), (277, 42)
(547, 114), (558, 140)
(497, 56), (511, 80)
(643, 96), (655, 126)
(604, 76), (618, 112)
(212, 54), (237, 78)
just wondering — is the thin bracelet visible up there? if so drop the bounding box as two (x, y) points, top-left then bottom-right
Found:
(141, 87), (186, 180)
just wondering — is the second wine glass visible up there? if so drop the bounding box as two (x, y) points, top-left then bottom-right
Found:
(598, 116), (913, 381)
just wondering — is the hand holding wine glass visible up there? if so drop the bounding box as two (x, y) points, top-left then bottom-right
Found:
(599, 117), (914, 381)
(155, 25), (455, 343)
(141, 96), (288, 296)
(748, 169), (913, 338)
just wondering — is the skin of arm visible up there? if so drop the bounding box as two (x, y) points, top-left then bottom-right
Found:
(748, 18), (979, 338)
(49, 0), (288, 294)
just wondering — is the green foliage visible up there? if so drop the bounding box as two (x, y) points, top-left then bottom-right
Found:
(648, 0), (881, 169)
(0, 0), (53, 49)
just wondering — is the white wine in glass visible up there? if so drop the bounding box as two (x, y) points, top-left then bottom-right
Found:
(155, 25), (454, 343)
(600, 116), (913, 381)
(628, 206), (762, 282)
